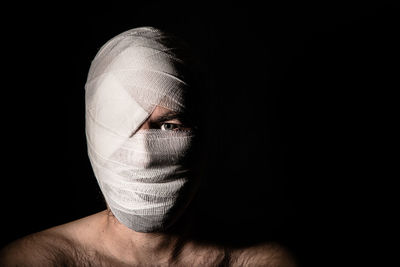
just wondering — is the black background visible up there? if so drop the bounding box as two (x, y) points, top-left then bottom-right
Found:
(1, 2), (398, 266)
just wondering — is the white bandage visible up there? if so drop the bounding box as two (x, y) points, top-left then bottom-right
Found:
(85, 27), (195, 232)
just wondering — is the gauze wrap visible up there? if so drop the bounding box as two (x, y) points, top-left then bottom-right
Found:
(85, 27), (195, 232)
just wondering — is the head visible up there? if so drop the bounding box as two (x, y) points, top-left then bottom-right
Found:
(85, 27), (200, 233)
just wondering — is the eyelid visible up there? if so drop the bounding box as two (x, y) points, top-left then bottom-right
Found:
(152, 112), (182, 124)
(162, 119), (182, 124)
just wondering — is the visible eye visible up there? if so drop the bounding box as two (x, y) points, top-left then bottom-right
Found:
(160, 123), (181, 131)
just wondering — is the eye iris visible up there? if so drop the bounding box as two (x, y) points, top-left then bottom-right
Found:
(162, 123), (175, 130)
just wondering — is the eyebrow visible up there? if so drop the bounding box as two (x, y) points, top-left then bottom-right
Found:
(151, 111), (185, 124)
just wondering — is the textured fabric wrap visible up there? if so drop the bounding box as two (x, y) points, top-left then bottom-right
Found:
(85, 27), (196, 232)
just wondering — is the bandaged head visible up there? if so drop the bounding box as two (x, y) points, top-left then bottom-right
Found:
(85, 27), (198, 232)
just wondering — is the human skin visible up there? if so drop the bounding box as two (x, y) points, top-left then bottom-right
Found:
(0, 106), (297, 266)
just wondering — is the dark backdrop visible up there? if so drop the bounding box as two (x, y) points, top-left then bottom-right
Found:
(1, 3), (398, 266)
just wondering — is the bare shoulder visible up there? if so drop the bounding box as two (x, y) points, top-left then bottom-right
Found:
(0, 211), (108, 267)
(230, 242), (298, 267)
(0, 228), (76, 266)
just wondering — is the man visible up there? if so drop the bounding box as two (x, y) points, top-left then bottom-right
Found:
(0, 27), (296, 266)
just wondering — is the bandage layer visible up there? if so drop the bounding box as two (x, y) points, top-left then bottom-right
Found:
(85, 27), (194, 232)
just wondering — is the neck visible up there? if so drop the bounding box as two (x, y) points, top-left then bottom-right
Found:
(101, 211), (191, 265)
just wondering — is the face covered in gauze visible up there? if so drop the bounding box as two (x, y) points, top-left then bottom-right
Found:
(85, 27), (198, 233)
